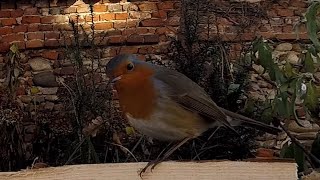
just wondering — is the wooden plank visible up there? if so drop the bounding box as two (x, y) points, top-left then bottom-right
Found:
(0, 160), (297, 180)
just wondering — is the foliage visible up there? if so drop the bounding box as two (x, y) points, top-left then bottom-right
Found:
(248, 0), (320, 173)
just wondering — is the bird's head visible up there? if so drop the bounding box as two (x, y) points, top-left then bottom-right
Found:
(106, 54), (154, 86)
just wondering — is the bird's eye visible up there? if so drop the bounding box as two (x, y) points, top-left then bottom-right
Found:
(127, 63), (134, 71)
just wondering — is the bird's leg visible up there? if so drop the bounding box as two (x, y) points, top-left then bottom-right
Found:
(139, 138), (190, 177)
(139, 142), (173, 177)
(150, 137), (191, 170)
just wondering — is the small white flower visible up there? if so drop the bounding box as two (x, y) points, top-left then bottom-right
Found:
(301, 83), (307, 95)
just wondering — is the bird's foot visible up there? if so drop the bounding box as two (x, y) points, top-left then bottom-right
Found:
(139, 160), (162, 178)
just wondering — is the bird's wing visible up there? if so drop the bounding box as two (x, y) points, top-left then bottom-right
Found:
(153, 66), (235, 131)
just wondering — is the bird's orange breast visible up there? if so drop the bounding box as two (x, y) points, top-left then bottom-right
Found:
(114, 69), (156, 119)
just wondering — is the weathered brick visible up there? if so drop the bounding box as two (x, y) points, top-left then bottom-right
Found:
(95, 22), (113, 30)
(2, 34), (25, 42)
(41, 16), (55, 24)
(49, 7), (61, 15)
(136, 27), (149, 34)
(119, 46), (138, 54)
(53, 24), (73, 31)
(45, 39), (60, 47)
(93, 4), (108, 12)
(39, 24), (53, 31)
(11, 9), (24, 18)
(283, 25), (293, 33)
(122, 28), (136, 35)
(1, 18), (17, 26)
(151, 10), (167, 18)
(108, 36), (126, 44)
(157, 2), (174, 10)
(64, 6), (77, 14)
(139, 3), (158, 11)
(22, 16), (41, 23)
(100, 13), (115, 21)
(77, 4), (89, 13)
(115, 13), (128, 20)
(85, 14), (99, 22)
(107, 30), (122, 36)
(0, 27), (13, 35)
(24, 7), (38, 15)
(108, 4), (122, 12)
(42, 50), (59, 60)
(45, 32), (60, 39)
(275, 33), (297, 40)
(13, 25), (28, 33)
(69, 15), (85, 23)
(140, 19), (164, 27)
(1, 2), (15, 9)
(12, 41), (26, 50)
(28, 24), (39, 32)
(26, 40), (44, 48)
(291, 0), (307, 7)
(113, 21), (126, 29)
(0, 10), (11, 18)
(54, 15), (68, 23)
(0, 43), (10, 53)
(27, 32), (44, 40)
(127, 35), (144, 44)
(144, 34), (159, 43)
(277, 9), (294, 17)
(166, 17), (180, 26)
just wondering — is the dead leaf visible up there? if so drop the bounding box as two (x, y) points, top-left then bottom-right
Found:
(82, 116), (103, 137)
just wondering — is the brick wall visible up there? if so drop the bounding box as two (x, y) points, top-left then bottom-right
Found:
(0, 0), (313, 166)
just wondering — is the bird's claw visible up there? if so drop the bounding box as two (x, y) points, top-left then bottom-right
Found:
(138, 160), (161, 177)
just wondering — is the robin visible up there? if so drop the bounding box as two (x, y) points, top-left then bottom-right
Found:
(106, 54), (281, 175)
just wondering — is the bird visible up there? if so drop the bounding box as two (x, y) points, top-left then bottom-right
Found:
(105, 54), (281, 175)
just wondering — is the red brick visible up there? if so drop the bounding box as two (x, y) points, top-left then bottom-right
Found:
(283, 25), (293, 33)
(24, 7), (38, 15)
(54, 15), (68, 23)
(159, 34), (167, 42)
(45, 32), (60, 39)
(26, 40), (44, 48)
(39, 24), (53, 31)
(256, 148), (274, 158)
(12, 41), (26, 50)
(114, 21), (126, 29)
(136, 27), (149, 34)
(122, 28), (136, 35)
(0, 18), (17, 26)
(41, 16), (55, 24)
(107, 30), (122, 36)
(166, 17), (180, 26)
(0, 43), (10, 53)
(42, 50), (59, 60)
(119, 46), (138, 54)
(115, 13), (128, 20)
(148, 28), (156, 34)
(2, 34), (25, 42)
(27, 32), (44, 40)
(151, 10), (167, 18)
(156, 27), (172, 34)
(69, 15), (85, 23)
(93, 4), (107, 12)
(108, 36), (126, 44)
(22, 16), (41, 23)
(144, 34), (159, 43)
(45, 39), (60, 47)
(277, 9), (294, 17)
(0, 27), (12, 35)
(0, 10), (11, 18)
(127, 20), (138, 27)
(140, 19), (164, 27)
(85, 14), (99, 22)
(259, 32), (276, 39)
(100, 13), (115, 21)
(138, 47), (148, 54)
(13, 25), (28, 33)
(157, 2), (174, 9)
(95, 22), (113, 30)
(127, 35), (144, 44)
(28, 24), (39, 32)
(11, 9), (24, 18)
(291, 0), (307, 7)
(267, 9), (278, 17)
(138, 3), (158, 11)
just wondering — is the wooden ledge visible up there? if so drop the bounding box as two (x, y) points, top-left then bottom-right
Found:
(0, 160), (297, 180)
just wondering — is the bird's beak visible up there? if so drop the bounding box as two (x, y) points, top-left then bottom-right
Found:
(111, 75), (122, 83)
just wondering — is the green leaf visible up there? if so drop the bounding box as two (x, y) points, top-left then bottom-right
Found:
(284, 62), (294, 78)
(256, 40), (273, 70)
(274, 92), (292, 118)
(281, 142), (294, 158)
(305, 81), (319, 110)
(125, 126), (135, 135)
(227, 83), (240, 95)
(269, 64), (286, 85)
(306, 2), (320, 50)
(304, 51), (315, 73)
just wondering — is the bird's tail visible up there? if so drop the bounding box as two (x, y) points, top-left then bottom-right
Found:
(220, 107), (281, 135)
